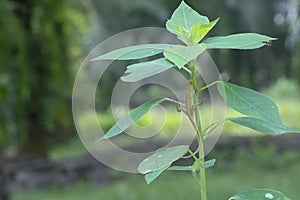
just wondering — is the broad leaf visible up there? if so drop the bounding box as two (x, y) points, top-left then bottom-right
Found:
(204, 33), (277, 50)
(121, 58), (174, 82)
(138, 145), (189, 174)
(167, 21), (190, 44)
(217, 82), (300, 134)
(166, 1), (209, 44)
(144, 166), (168, 184)
(228, 117), (300, 135)
(99, 98), (168, 140)
(166, 1), (209, 33)
(217, 82), (283, 125)
(91, 44), (171, 60)
(163, 44), (206, 68)
(168, 159), (216, 171)
(190, 18), (219, 44)
(229, 188), (291, 200)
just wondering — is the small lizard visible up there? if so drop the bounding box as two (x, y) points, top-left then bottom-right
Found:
(184, 80), (195, 117)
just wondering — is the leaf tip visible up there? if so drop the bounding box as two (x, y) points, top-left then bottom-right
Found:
(145, 178), (152, 184)
(214, 17), (220, 22)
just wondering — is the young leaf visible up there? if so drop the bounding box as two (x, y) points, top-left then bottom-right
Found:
(190, 18), (219, 44)
(121, 58), (174, 82)
(229, 188), (292, 200)
(228, 117), (300, 135)
(203, 33), (277, 50)
(168, 159), (216, 171)
(166, 1), (210, 44)
(166, 1), (209, 34)
(163, 44), (206, 68)
(217, 82), (283, 125)
(167, 21), (190, 44)
(91, 44), (171, 60)
(138, 145), (189, 174)
(99, 98), (168, 140)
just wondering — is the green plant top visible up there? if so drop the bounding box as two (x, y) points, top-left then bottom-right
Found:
(92, 1), (299, 200)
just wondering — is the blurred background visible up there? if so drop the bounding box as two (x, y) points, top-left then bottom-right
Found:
(0, 0), (299, 199)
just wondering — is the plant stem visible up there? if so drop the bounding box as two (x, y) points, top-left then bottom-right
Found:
(189, 61), (207, 200)
(198, 137), (207, 200)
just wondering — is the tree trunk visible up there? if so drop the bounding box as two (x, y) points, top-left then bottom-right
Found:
(13, 0), (49, 157)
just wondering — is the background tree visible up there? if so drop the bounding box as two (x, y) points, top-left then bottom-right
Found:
(0, 0), (299, 158)
(0, 0), (88, 157)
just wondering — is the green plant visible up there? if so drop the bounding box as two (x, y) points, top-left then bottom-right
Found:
(93, 1), (300, 199)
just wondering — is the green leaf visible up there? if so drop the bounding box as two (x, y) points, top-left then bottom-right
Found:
(166, 1), (209, 34)
(229, 188), (292, 200)
(144, 158), (216, 184)
(167, 21), (191, 45)
(138, 145), (189, 174)
(121, 58), (174, 82)
(166, 1), (210, 44)
(228, 117), (300, 135)
(217, 82), (283, 125)
(163, 44), (206, 68)
(168, 159), (216, 171)
(91, 44), (171, 60)
(99, 98), (168, 140)
(203, 33), (277, 49)
(144, 166), (169, 184)
(217, 82), (300, 134)
(190, 18), (219, 44)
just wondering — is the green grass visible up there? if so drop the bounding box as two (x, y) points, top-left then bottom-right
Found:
(38, 80), (300, 200)
(13, 146), (300, 200)
(49, 98), (300, 161)
(49, 138), (87, 161)
(96, 98), (300, 138)
(12, 163), (300, 200)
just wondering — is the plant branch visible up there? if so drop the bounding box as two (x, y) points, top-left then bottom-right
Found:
(181, 109), (201, 139)
(199, 81), (220, 92)
(182, 66), (192, 74)
(165, 98), (185, 107)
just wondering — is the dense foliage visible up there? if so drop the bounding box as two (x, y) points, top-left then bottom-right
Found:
(0, 0), (88, 156)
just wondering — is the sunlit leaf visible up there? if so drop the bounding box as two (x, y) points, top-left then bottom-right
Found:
(229, 188), (292, 200)
(190, 18), (219, 44)
(91, 44), (171, 60)
(121, 58), (174, 82)
(99, 98), (169, 140)
(166, 1), (209, 33)
(163, 44), (206, 68)
(167, 21), (190, 44)
(166, 1), (209, 44)
(204, 33), (277, 49)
